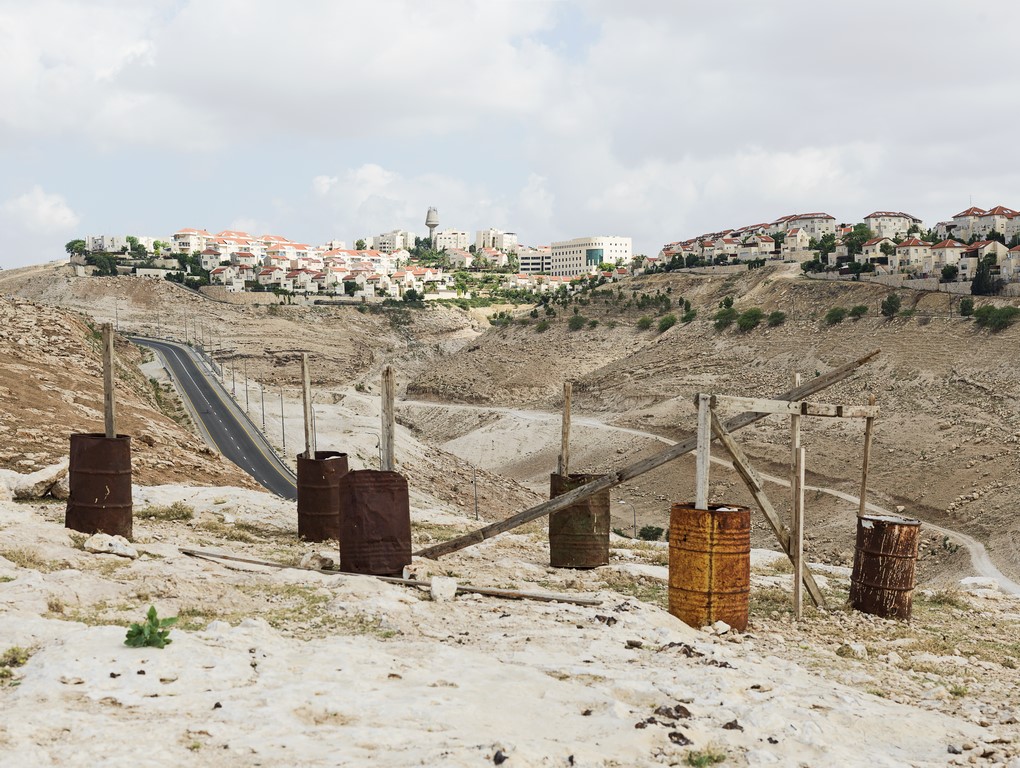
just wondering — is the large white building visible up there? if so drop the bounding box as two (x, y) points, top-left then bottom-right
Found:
(863, 211), (923, 240)
(548, 236), (632, 277)
(518, 247), (551, 274)
(370, 230), (417, 253)
(435, 229), (470, 251)
(475, 228), (518, 253)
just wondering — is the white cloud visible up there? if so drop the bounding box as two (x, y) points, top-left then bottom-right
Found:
(311, 176), (338, 197)
(1, 186), (80, 233)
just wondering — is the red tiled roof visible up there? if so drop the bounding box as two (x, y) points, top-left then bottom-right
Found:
(953, 207), (986, 218)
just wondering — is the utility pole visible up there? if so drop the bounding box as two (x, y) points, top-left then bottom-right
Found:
(260, 381), (266, 430)
(243, 359), (249, 413)
(280, 386), (286, 454)
(231, 364), (236, 396)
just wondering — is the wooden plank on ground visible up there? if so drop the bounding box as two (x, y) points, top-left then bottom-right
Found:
(414, 350), (880, 561)
(709, 394), (879, 419)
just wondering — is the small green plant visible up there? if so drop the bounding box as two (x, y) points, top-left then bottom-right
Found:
(636, 316), (653, 330)
(973, 304), (1019, 331)
(535, 319), (550, 333)
(136, 502), (194, 521)
(587, 319), (599, 329)
(657, 314), (677, 333)
(959, 297), (974, 316)
(125, 606), (178, 649)
(849, 304), (868, 319)
(719, 296), (734, 309)
(767, 310), (786, 326)
(568, 314), (587, 331)
(824, 307), (847, 325)
(948, 683), (968, 698)
(736, 308), (764, 331)
(880, 293), (901, 318)
(0, 646), (30, 681)
(638, 525), (664, 541)
(684, 746), (726, 766)
(681, 309), (697, 324)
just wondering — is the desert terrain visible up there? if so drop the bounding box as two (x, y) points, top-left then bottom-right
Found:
(1, 260), (1019, 765)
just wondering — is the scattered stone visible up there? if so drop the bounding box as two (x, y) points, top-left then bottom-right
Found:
(299, 552), (335, 570)
(667, 731), (692, 746)
(83, 533), (138, 559)
(722, 719), (743, 731)
(625, 639), (643, 649)
(493, 749), (508, 765)
(712, 620), (731, 635)
(948, 745), (962, 754)
(430, 576), (458, 602)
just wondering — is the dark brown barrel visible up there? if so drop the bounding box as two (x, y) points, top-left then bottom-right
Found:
(669, 503), (750, 631)
(850, 514), (921, 620)
(548, 473), (610, 568)
(338, 470), (411, 576)
(297, 451), (348, 542)
(65, 433), (132, 538)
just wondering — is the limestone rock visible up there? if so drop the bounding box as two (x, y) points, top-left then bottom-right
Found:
(83, 533), (138, 559)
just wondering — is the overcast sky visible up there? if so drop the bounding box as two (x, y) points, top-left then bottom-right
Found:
(2, 0), (1018, 269)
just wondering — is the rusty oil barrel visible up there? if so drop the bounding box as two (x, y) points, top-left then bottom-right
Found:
(850, 514), (921, 620)
(548, 473), (610, 568)
(669, 503), (750, 631)
(65, 433), (132, 538)
(338, 470), (411, 576)
(297, 451), (349, 542)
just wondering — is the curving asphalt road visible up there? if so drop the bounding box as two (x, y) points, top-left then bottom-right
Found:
(131, 336), (297, 500)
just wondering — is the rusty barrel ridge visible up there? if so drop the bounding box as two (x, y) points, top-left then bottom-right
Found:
(65, 433), (133, 538)
(548, 473), (610, 569)
(297, 451), (349, 542)
(669, 503), (750, 631)
(850, 514), (921, 620)
(338, 470), (411, 576)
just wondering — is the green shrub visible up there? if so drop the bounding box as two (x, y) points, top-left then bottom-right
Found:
(125, 606), (177, 649)
(657, 314), (677, 333)
(535, 319), (550, 333)
(880, 293), (901, 318)
(719, 296), (734, 309)
(959, 297), (974, 316)
(713, 306), (738, 330)
(824, 307), (847, 325)
(736, 308), (764, 331)
(767, 310), (786, 326)
(489, 311), (513, 327)
(587, 319), (599, 329)
(137, 502), (194, 521)
(567, 314), (587, 331)
(973, 305), (1020, 331)
(681, 309), (697, 324)
(849, 304), (868, 319)
(638, 525), (664, 541)
(636, 316), (653, 330)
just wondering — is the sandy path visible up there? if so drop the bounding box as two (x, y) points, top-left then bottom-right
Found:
(400, 398), (1020, 595)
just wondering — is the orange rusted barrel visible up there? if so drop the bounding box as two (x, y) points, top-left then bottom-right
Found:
(669, 503), (750, 631)
(548, 473), (610, 569)
(338, 470), (411, 576)
(850, 514), (921, 620)
(297, 451), (348, 542)
(65, 433), (133, 538)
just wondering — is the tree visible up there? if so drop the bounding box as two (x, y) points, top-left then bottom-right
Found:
(815, 233), (837, 256)
(152, 240), (170, 258)
(880, 293), (901, 318)
(959, 297), (974, 316)
(941, 264), (959, 283)
(880, 241), (896, 261)
(824, 307), (847, 325)
(971, 254), (1002, 296)
(85, 253), (118, 276)
(355, 239), (366, 250)
(987, 229), (1006, 244)
(64, 239), (86, 256)
(844, 224), (874, 256)
(126, 235), (146, 259)
(403, 288), (421, 303)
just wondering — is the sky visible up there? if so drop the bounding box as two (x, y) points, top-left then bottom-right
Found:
(2, 0), (1019, 269)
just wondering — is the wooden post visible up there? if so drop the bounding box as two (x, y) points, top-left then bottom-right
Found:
(858, 394), (877, 518)
(790, 372), (801, 511)
(710, 412), (825, 607)
(381, 365), (395, 471)
(302, 353), (315, 459)
(414, 350), (879, 561)
(695, 393), (711, 509)
(793, 445), (806, 619)
(102, 323), (116, 438)
(558, 381), (572, 476)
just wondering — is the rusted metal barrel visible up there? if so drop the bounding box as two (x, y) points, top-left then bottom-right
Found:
(548, 473), (610, 568)
(669, 503), (750, 631)
(338, 470), (411, 576)
(65, 433), (132, 538)
(850, 514), (921, 620)
(297, 451), (348, 542)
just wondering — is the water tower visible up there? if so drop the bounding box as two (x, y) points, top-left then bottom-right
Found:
(425, 207), (439, 248)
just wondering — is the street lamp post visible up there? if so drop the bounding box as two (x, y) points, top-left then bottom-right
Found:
(619, 500), (637, 538)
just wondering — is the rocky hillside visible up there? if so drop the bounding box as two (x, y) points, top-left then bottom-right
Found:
(0, 296), (255, 489)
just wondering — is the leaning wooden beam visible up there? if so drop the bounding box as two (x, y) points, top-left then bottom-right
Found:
(415, 349), (880, 561)
(709, 411), (825, 607)
(179, 547), (601, 607)
(103, 323), (117, 439)
(705, 394), (879, 420)
(858, 394), (877, 519)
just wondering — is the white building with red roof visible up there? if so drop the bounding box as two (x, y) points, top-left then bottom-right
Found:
(893, 237), (932, 273)
(863, 211), (923, 240)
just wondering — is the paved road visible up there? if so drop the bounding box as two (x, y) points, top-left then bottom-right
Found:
(401, 398), (1020, 594)
(132, 337), (297, 500)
